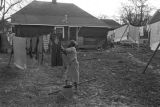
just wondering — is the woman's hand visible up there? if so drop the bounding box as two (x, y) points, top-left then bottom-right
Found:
(60, 45), (67, 55)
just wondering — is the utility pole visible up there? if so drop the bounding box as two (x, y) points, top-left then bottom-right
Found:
(2, 0), (5, 32)
(0, 0), (5, 51)
(0, 0), (2, 11)
(139, 4), (145, 26)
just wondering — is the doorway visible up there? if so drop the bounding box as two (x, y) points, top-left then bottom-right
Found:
(55, 27), (64, 41)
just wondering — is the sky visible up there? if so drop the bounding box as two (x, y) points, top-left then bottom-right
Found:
(38, 0), (160, 19)
(3, 0), (159, 21)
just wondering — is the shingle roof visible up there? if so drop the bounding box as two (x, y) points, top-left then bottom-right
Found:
(101, 19), (121, 29)
(149, 9), (160, 24)
(11, 1), (109, 27)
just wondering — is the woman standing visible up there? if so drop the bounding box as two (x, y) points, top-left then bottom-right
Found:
(50, 29), (63, 67)
(61, 40), (79, 90)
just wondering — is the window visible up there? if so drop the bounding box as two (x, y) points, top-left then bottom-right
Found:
(55, 27), (64, 39)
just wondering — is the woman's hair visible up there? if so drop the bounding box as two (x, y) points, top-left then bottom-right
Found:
(68, 40), (78, 48)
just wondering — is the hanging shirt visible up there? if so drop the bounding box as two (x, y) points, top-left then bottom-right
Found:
(43, 34), (50, 51)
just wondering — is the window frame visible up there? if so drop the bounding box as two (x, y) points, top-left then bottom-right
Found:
(55, 27), (65, 39)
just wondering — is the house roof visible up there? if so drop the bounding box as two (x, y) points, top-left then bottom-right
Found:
(149, 9), (160, 24)
(101, 19), (121, 29)
(11, 1), (109, 27)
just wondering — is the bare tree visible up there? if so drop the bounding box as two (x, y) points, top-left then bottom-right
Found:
(120, 0), (154, 26)
(0, 0), (31, 21)
(0, 0), (31, 52)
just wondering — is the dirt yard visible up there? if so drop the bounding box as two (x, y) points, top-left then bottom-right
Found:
(0, 45), (160, 107)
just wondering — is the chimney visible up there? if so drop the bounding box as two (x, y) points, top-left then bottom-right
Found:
(52, 0), (57, 4)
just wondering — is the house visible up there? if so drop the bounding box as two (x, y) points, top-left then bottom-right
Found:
(11, 0), (111, 49)
(10, 0), (112, 69)
(101, 19), (121, 30)
(101, 19), (121, 47)
(148, 9), (160, 50)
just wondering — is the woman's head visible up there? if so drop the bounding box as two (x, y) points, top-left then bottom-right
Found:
(68, 40), (78, 48)
(51, 28), (56, 35)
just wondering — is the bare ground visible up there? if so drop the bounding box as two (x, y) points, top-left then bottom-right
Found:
(0, 46), (160, 107)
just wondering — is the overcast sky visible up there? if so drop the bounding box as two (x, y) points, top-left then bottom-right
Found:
(38, 0), (160, 19)
(58, 0), (128, 18)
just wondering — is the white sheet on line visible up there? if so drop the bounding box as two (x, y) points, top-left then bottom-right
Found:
(13, 36), (27, 70)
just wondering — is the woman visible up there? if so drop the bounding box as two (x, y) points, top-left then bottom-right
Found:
(50, 29), (63, 67)
(61, 40), (79, 90)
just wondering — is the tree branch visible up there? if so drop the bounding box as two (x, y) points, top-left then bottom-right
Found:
(3, 0), (22, 16)
(4, 16), (11, 21)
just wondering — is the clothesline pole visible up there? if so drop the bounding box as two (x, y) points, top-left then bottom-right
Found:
(8, 40), (14, 66)
(142, 42), (160, 74)
(119, 25), (129, 42)
(8, 47), (13, 66)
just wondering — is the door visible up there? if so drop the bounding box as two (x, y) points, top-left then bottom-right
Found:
(70, 27), (76, 41)
(55, 27), (64, 41)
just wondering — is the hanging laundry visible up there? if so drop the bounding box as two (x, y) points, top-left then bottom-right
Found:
(114, 25), (128, 42)
(150, 21), (160, 50)
(31, 37), (37, 53)
(13, 36), (27, 70)
(128, 25), (140, 44)
(139, 26), (144, 36)
(146, 25), (150, 31)
(26, 38), (30, 49)
(107, 30), (114, 40)
(26, 38), (31, 54)
(38, 36), (43, 64)
(7, 33), (14, 45)
(43, 34), (50, 52)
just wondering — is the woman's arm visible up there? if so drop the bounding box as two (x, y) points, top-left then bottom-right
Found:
(60, 45), (67, 55)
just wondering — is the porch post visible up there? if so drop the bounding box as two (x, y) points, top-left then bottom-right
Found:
(76, 27), (78, 41)
(68, 26), (70, 40)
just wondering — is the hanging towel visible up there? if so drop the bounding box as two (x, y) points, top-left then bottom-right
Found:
(13, 36), (27, 70)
